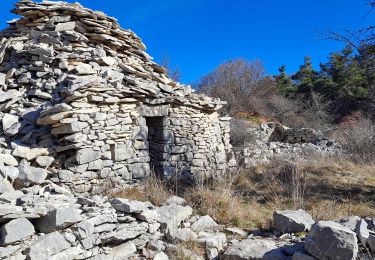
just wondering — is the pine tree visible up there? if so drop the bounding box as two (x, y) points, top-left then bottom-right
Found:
(321, 46), (367, 100)
(275, 65), (296, 96)
(292, 56), (317, 93)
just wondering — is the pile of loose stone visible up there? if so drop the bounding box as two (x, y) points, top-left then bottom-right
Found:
(0, 183), (225, 260)
(235, 122), (341, 167)
(1, 182), (375, 259)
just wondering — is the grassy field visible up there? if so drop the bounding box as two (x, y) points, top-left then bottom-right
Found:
(113, 157), (375, 231)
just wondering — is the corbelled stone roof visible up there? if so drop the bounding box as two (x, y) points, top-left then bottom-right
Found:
(0, 0), (225, 112)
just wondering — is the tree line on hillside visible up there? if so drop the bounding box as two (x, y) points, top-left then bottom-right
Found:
(275, 45), (374, 121)
(195, 1), (375, 122)
(191, 1), (375, 162)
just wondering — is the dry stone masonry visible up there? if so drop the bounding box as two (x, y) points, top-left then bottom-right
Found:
(0, 0), (235, 194)
(2, 1), (373, 260)
(235, 122), (340, 167)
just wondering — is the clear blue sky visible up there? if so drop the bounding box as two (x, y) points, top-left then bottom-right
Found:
(0, 0), (373, 84)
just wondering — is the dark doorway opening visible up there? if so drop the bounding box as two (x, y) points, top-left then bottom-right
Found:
(145, 117), (169, 176)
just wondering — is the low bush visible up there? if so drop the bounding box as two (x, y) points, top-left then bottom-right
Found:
(335, 114), (375, 163)
(229, 119), (255, 149)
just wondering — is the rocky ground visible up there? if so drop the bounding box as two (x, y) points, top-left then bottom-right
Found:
(1, 180), (375, 259)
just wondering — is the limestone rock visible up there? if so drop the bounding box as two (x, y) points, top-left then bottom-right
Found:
(222, 239), (282, 260)
(0, 245), (19, 259)
(0, 90), (22, 103)
(75, 63), (96, 75)
(101, 222), (148, 244)
(101, 56), (117, 66)
(156, 204), (193, 230)
(0, 179), (14, 194)
(356, 219), (370, 245)
(224, 227), (247, 237)
(191, 215), (219, 232)
(51, 121), (88, 135)
(12, 143), (49, 161)
(75, 148), (101, 164)
(1, 166), (19, 180)
(2, 114), (19, 136)
(49, 246), (83, 260)
(35, 207), (82, 233)
(129, 163), (150, 178)
(55, 21), (76, 32)
(136, 209), (159, 223)
(0, 154), (18, 166)
(110, 198), (153, 214)
(113, 147), (134, 162)
(166, 228), (198, 242)
(18, 163), (48, 184)
(108, 241), (137, 259)
(305, 221), (358, 260)
(35, 156), (55, 167)
(274, 209), (315, 234)
(73, 220), (94, 240)
(27, 231), (71, 260)
(0, 218), (35, 245)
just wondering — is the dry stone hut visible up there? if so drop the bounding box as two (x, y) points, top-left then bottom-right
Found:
(0, 1), (235, 193)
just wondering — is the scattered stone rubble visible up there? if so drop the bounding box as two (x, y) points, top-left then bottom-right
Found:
(2, 184), (374, 259)
(235, 122), (340, 167)
(0, 0), (236, 195)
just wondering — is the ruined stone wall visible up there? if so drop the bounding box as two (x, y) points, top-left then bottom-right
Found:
(53, 102), (234, 193)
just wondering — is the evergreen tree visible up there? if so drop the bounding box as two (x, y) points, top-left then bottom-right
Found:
(275, 65), (296, 96)
(320, 46), (367, 100)
(292, 56), (317, 93)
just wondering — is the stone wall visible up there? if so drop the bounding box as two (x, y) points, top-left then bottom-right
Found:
(51, 102), (234, 193)
(0, 1), (235, 195)
(234, 122), (340, 168)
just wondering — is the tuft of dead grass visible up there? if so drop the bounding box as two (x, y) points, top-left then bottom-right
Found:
(186, 183), (272, 229)
(112, 173), (173, 206)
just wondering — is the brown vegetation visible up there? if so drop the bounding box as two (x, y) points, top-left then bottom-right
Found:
(113, 157), (375, 231)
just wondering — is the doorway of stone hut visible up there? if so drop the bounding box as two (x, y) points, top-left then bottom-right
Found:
(145, 116), (170, 176)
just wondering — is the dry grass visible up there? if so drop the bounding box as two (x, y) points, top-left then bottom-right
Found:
(240, 158), (375, 222)
(112, 173), (173, 206)
(112, 158), (375, 231)
(186, 183), (273, 229)
(165, 240), (206, 260)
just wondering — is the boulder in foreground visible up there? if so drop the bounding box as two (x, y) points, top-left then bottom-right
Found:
(305, 221), (358, 260)
(0, 218), (35, 245)
(222, 238), (284, 259)
(274, 209), (315, 234)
